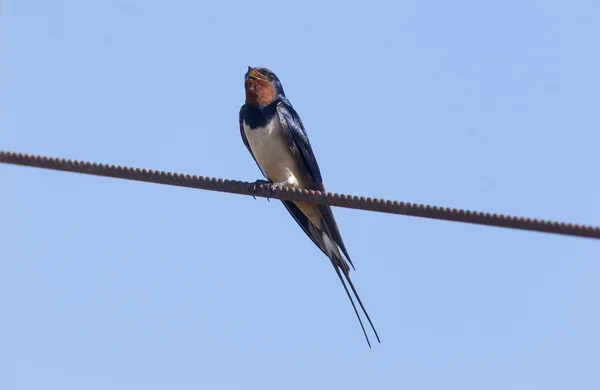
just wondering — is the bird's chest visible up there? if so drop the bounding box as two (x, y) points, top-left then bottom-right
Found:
(243, 116), (302, 185)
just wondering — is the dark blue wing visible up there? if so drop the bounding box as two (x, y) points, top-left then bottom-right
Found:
(275, 100), (354, 266)
(275, 100), (324, 187)
(276, 101), (380, 346)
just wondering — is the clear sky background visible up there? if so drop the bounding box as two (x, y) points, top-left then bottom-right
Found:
(1, 1), (599, 389)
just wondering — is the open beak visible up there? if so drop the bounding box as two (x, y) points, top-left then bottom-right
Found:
(246, 66), (268, 81)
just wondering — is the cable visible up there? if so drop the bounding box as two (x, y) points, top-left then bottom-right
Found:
(2, 150), (599, 240)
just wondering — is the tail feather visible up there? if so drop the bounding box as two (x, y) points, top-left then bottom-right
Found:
(316, 204), (356, 270)
(321, 231), (350, 274)
(337, 258), (381, 345)
(323, 231), (380, 346)
(280, 200), (379, 346)
(330, 261), (372, 347)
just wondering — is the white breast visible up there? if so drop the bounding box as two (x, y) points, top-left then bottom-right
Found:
(243, 115), (305, 188)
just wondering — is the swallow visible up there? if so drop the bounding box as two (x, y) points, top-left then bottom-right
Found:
(239, 66), (380, 347)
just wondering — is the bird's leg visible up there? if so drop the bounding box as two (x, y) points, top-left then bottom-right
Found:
(268, 176), (294, 191)
(248, 176), (295, 201)
(265, 176), (295, 201)
(248, 179), (270, 200)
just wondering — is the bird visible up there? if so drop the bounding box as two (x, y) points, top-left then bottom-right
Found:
(239, 66), (380, 347)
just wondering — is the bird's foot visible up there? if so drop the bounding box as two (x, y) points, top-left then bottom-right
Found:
(248, 179), (270, 200)
(264, 181), (289, 201)
(248, 179), (288, 201)
(268, 182), (285, 192)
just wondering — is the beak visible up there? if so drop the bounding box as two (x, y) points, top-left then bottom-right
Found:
(246, 66), (268, 81)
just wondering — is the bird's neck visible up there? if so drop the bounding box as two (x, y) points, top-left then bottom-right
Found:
(244, 101), (279, 129)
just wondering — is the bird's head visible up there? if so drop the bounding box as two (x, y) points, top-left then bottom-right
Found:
(244, 66), (285, 106)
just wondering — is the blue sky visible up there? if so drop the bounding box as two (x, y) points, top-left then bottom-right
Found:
(1, 1), (599, 389)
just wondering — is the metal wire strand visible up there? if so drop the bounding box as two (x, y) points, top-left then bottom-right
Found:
(2, 150), (599, 240)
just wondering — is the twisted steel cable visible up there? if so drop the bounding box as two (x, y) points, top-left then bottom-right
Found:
(2, 150), (599, 240)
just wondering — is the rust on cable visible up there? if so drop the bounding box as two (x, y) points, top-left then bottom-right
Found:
(2, 150), (599, 240)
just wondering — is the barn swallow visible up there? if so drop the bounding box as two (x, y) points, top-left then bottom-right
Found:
(239, 66), (380, 347)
